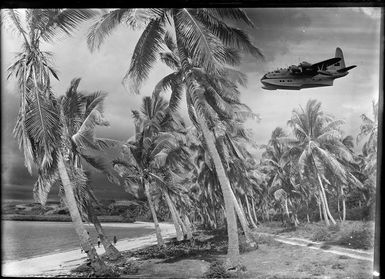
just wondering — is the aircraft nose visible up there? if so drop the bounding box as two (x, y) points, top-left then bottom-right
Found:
(260, 74), (268, 85)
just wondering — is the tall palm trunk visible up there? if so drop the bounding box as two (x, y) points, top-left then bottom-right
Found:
(284, 198), (290, 218)
(245, 196), (258, 229)
(144, 181), (164, 246)
(251, 198), (259, 225)
(341, 187), (346, 221)
(265, 205), (270, 222)
(196, 115), (240, 266)
(337, 185), (342, 221)
(232, 194), (256, 246)
(317, 174), (336, 225)
(305, 200), (310, 223)
(318, 190), (330, 226)
(169, 197), (189, 238)
(88, 206), (121, 260)
(57, 155), (107, 274)
(163, 190), (184, 241)
(183, 215), (193, 240)
(318, 197), (323, 221)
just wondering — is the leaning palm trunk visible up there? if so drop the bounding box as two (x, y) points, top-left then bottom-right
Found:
(163, 191), (184, 241)
(144, 181), (164, 246)
(88, 206), (121, 260)
(317, 174), (336, 225)
(245, 196), (258, 229)
(196, 115), (240, 266)
(57, 156), (107, 274)
(232, 194), (257, 246)
(172, 207), (192, 240)
(169, 198), (189, 239)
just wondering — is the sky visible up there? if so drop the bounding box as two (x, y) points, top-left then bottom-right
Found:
(1, 8), (382, 201)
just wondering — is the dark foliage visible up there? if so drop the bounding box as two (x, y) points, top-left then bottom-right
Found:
(336, 227), (374, 250)
(121, 260), (139, 275)
(204, 261), (232, 278)
(346, 206), (375, 221)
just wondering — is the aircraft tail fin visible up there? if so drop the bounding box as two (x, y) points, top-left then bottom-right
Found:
(328, 47), (346, 70)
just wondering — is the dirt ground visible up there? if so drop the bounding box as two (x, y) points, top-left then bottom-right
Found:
(70, 221), (374, 278)
(120, 238), (373, 278)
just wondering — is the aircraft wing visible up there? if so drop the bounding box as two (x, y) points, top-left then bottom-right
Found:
(311, 57), (341, 71)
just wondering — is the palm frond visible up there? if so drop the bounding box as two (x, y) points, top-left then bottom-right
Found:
(87, 9), (131, 51)
(71, 101), (109, 150)
(39, 9), (99, 42)
(174, 9), (223, 75)
(159, 51), (180, 71)
(3, 9), (30, 46)
(25, 87), (62, 170)
(191, 9), (263, 58)
(13, 108), (35, 174)
(208, 8), (255, 27)
(124, 17), (166, 94)
(163, 29), (177, 52)
(33, 168), (59, 205)
(82, 91), (107, 119)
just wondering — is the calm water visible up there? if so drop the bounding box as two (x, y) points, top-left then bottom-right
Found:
(2, 221), (154, 262)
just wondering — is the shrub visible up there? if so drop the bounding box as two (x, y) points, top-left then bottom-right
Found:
(328, 223), (341, 233)
(311, 227), (332, 242)
(204, 261), (232, 278)
(121, 260), (139, 275)
(337, 227), (374, 249)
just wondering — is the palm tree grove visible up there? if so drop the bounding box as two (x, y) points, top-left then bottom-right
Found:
(1, 8), (381, 278)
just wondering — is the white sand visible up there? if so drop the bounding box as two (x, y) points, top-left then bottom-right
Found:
(2, 222), (176, 277)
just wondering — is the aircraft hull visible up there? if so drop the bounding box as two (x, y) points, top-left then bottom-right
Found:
(261, 76), (334, 90)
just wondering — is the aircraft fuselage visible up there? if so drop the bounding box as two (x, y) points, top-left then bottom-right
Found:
(260, 71), (348, 90)
(261, 47), (355, 91)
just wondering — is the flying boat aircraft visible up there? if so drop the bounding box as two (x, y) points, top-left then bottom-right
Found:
(261, 47), (356, 90)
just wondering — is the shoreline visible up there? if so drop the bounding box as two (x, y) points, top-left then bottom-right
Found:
(2, 214), (133, 223)
(2, 222), (176, 277)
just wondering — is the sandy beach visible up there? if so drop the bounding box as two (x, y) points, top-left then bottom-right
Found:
(2, 222), (176, 277)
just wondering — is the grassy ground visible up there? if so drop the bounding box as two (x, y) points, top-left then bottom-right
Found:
(70, 221), (374, 278)
(255, 221), (375, 250)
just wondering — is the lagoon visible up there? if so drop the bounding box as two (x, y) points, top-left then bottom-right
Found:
(2, 220), (154, 262)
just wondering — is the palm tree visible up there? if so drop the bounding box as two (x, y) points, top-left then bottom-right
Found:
(357, 101), (378, 179)
(127, 95), (193, 245)
(4, 9), (111, 274)
(282, 100), (355, 226)
(72, 93), (192, 246)
(87, 8), (262, 265)
(60, 78), (121, 259)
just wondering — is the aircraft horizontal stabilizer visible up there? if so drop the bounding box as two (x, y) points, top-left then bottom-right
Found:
(337, 65), (357, 73)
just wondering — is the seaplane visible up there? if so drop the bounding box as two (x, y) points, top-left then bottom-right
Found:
(260, 47), (356, 90)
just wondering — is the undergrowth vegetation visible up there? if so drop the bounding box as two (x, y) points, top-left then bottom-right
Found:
(204, 261), (232, 278)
